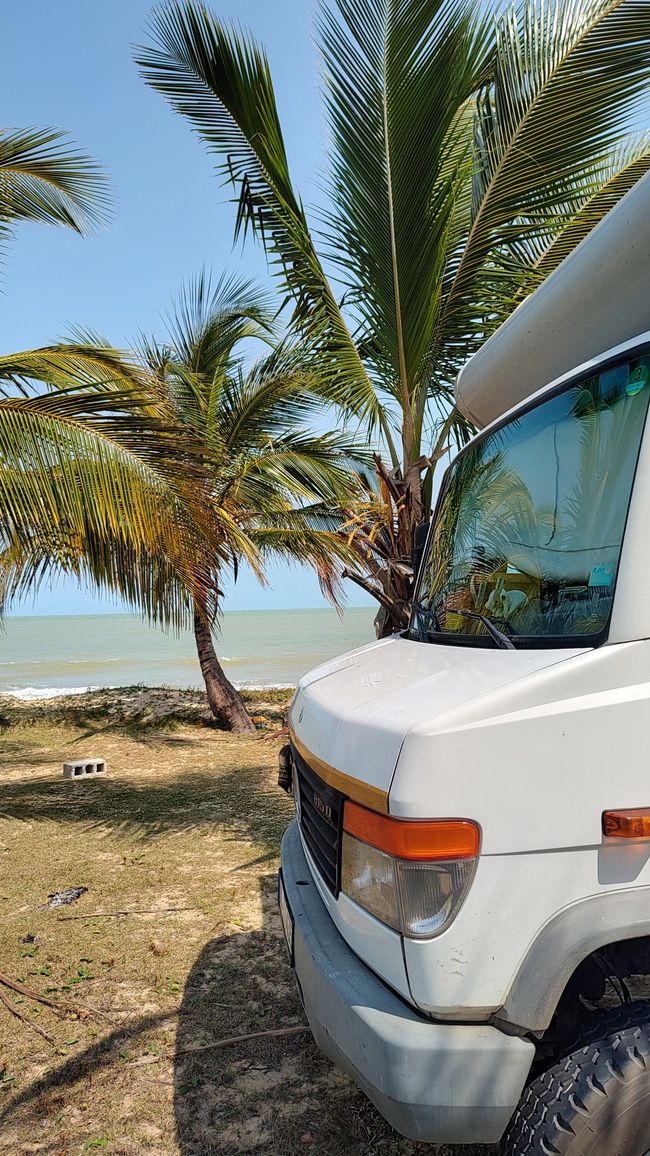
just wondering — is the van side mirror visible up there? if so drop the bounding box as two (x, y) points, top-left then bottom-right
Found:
(411, 521), (431, 576)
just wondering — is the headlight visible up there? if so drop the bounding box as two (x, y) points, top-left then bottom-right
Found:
(341, 802), (480, 940)
(341, 835), (400, 930)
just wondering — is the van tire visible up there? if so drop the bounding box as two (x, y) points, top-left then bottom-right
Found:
(501, 1001), (650, 1155)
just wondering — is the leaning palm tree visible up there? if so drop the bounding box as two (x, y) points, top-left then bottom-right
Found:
(137, 0), (650, 631)
(134, 272), (364, 731)
(0, 125), (251, 666)
(0, 277), (363, 733)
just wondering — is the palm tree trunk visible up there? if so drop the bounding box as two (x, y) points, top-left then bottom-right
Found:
(193, 599), (255, 733)
(372, 453), (429, 636)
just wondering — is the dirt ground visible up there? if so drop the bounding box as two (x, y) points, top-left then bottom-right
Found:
(0, 703), (488, 1156)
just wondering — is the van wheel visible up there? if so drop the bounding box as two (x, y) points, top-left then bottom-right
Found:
(501, 1001), (650, 1155)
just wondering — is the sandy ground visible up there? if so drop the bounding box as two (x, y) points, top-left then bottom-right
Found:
(0, 698), (488, 1156)
(0, 685), (293, 732)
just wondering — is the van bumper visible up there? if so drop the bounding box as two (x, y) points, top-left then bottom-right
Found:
(280, 820), (534, 1145)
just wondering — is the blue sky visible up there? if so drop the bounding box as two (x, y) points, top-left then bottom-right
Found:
(4, 0), (371, 614)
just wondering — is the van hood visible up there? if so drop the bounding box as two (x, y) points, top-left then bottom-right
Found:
(290, 634), (585, 797)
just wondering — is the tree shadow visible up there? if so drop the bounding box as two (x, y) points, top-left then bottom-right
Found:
(0, 845), (492, 1155)
(0, 765), (292, 850)
(0, 739), (490, 1153)
(0, 1011), (171, 1133)
(0, 739), (61, 768)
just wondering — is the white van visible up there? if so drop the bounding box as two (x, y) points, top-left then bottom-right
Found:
(279, 172), (650, 1155)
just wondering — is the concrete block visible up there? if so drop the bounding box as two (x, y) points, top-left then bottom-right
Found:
(63, 758), (107, 780)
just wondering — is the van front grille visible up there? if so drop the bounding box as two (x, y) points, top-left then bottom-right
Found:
(291, 742), (344, 895)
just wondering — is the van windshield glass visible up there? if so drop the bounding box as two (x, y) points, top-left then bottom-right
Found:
(415, 354), (650, 646)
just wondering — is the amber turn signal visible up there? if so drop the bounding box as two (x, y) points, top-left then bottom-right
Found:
(343, 801), (480, 861)
(603, 809), (650, 839)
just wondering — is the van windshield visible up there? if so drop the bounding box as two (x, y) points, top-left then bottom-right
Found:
(414, 352), (650, 647)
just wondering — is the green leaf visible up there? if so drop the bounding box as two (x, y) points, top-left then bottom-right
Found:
(0, 127), (109, 234)
(139, 0), (650, 481)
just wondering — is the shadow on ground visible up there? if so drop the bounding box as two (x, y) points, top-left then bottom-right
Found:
(0, 732), (492, 1154)
(172, 880), (493, 1156)
(0, 765), (289, 854)
(0, 879), (490, 1155)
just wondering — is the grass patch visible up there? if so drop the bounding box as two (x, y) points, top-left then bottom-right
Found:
(0, 717), (489, 1155)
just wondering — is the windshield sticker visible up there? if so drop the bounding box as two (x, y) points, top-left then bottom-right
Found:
(626, 364), (649, 396)
(589, 564), (615, 588)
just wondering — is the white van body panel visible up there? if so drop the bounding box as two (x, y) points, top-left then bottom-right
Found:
(287, 332), (650, 1018)
(290, 637), (585, 795)
(280, 168), (650, 1145)
(404, 855), (650, 1018)
(391, 640), (650, 849)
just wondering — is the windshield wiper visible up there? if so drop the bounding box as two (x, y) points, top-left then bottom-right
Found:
(453, 609), (515, 650)
(410, 601), (516, 650)
(411, 599), (441, 641)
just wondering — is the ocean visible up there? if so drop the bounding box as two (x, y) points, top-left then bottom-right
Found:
(0, 607), (377, 698)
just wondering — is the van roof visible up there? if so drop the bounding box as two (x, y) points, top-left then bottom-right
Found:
(454, 169), (650, 429)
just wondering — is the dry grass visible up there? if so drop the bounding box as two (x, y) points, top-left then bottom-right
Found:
(0, 707), (489, 1156)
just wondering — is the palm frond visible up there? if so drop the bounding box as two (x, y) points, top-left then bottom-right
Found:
(0, 375), (261, 618)
(221, 430), (365, 515)
(249, 522), (357, 606)
(0, 343), (149, 398)
(442, 0), (650, 340)
(0, 127), (110, 236)
(143, 269), (278, 438)
(0, 526), (196, 631)
(530, 133), (650, 281)
(135, 2), (386, 438)
(163, 268), (275, 369)
(216, 342), (347, 451)
(319, 0), (492, 420)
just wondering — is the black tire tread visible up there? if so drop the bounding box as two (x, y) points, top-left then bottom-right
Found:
(501, 1001), (650, 1155)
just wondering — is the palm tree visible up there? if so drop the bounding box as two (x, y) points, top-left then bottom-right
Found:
(136, 0), (650, 631)
(1, 275), (362, 732)
(0, 125), (246, 676)
(135, 271), (364, 731)
(0, 124), (360, 730)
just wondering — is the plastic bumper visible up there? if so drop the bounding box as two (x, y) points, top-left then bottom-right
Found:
(279, 820), (534, 1145)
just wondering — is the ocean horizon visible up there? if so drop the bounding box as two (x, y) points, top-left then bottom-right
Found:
(0, 607), (377, 698)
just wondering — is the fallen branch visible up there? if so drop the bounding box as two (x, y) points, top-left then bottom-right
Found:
(260, 726), (288, 743)
(0, 970), (105, 1021)
(0, 970), (60, 1011)
(175, 1024), (310, 1056)
(0, 987), (55, 1044)
(57, 907), (195, 921)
